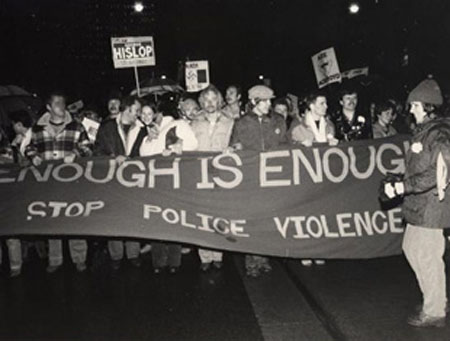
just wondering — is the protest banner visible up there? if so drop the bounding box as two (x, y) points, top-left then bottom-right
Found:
(110, 36), (156, 97)
(311, 47), (342, 88)
(185, 60), (210, 92)
(341, 67), (369, 79)
(0, 136), (431, 260)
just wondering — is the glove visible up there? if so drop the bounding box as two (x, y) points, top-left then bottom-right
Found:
(379, 173), (404, 203)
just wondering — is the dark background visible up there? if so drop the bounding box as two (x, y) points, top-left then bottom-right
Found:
(1, 0), (450, 104)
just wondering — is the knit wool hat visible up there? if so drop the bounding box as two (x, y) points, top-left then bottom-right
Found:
(407, 76), (443, 106)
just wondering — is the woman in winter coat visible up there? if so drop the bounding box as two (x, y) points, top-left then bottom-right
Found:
(382, 77), (450, 328)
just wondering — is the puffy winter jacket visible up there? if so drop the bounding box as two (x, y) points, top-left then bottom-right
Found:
(402, 118), (450, 228)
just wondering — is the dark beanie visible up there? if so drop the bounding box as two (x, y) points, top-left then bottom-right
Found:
(407, 76), (443, 106)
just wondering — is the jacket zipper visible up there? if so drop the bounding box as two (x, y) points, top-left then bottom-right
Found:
(259, 119), (265, 151)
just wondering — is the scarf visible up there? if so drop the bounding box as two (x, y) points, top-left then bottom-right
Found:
(305, 113), (328, 143)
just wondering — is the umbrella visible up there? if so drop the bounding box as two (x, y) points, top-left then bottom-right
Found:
(0, 85), (42, 138)
(130, 78), (184, 97)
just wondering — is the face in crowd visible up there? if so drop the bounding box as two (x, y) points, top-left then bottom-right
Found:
(123, 100), (142, 124)
(140, 105), (156, 125)
(179, 99), (200, 121)
(47, 95), (67, 119)
(310, 96), (328, 117)
(409, 101), (427, 124)
(202, 90), (221, 114)
(378, 108), (395, 126)
(274, 103), (289, 119)
(253, 98), (271, 116)
(225, 86), (241, 106)
(108, 99), (121, 116)
(340, 93), (358, 112)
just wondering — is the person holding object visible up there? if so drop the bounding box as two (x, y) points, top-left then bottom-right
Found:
(191, 85), (234, 272)
(290, 90), (337, 266)
(381, 76), (450, 328)
(139, 104), (198, 274)
(25, 91), (92, 273)
(94, 96), (147, 270)
(229, 84), (286, 277)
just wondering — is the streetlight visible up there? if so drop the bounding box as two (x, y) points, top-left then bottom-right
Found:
(134, 2), (144, 13)
(348, 2), (360, 14)
(161, 75), (167, 80)
(258, 75), (264, 80)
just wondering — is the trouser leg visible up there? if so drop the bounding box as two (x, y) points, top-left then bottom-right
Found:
(125, 241), (140, 260)
(48, 239), (63, 267)
(402, 224), (447, 317)
(6, 239), (22, 271)
(108, 240), (124, 261)
(152, 242), (168, 268)
(167, 244), (182, 268)
(69, 239), (87, 264)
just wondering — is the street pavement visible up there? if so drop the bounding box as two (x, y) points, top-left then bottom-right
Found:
(0, 241), (449, 340)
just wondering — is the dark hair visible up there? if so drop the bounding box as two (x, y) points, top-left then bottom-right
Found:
(227, 84), (242, 96)
(119, 96), (140, 112)
(375, 101), (395, 117)
(273, 97), (289, 108)
(107, 90), (123, 102)
(339, 87), (358, 100)
(8, 110), (33, 128)
(47, 91), (66, 105)
(303, 90), (327, 111)
(423, 103), (438, 115)
(141, 99), (158, 113)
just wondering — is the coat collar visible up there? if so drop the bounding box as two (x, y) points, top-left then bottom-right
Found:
(37, 111), (72, 128)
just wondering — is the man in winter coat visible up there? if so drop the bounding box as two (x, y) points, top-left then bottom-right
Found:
(25, 92), (92, 273)
(382, 77), (450, 327)
(94, 96), (147, 269)
(191, 85), (234, 271)
(331, 88), (372, 141)
(229, 85), (286, 277)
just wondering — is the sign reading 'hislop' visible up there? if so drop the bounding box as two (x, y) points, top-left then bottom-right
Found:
(111, 36), (156, 69)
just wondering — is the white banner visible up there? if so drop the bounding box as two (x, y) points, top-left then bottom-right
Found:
(185, 60), (210, 92)
(311, 47), (341, 88)
(111, 36), (156, 69)
(341, 67), (369, 79)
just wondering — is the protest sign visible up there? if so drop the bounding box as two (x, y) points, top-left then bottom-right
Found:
(341, 67), (369, 79)
(0, 136), (422, 259)
(110, 36), (156, 69)
(311, 47), (341, 88)
(185, 60), (210, 92)
(81, 117), (100, 143)
(111, 36), (156, 97)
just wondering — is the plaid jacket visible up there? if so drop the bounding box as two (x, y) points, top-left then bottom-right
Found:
(25, 111), (92, 161)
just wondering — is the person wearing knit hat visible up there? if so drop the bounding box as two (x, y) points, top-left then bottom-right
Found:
(407, 75), (443, 107)
(381, 76), (450, 328)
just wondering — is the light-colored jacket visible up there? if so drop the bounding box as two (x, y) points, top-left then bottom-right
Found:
(140, 116), (198, 156)
(191, 113), (234, 152)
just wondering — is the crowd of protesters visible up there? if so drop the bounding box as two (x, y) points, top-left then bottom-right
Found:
(0, 77), (446, 280)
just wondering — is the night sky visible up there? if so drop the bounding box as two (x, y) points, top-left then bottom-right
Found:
(1, 0), (450, 104)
